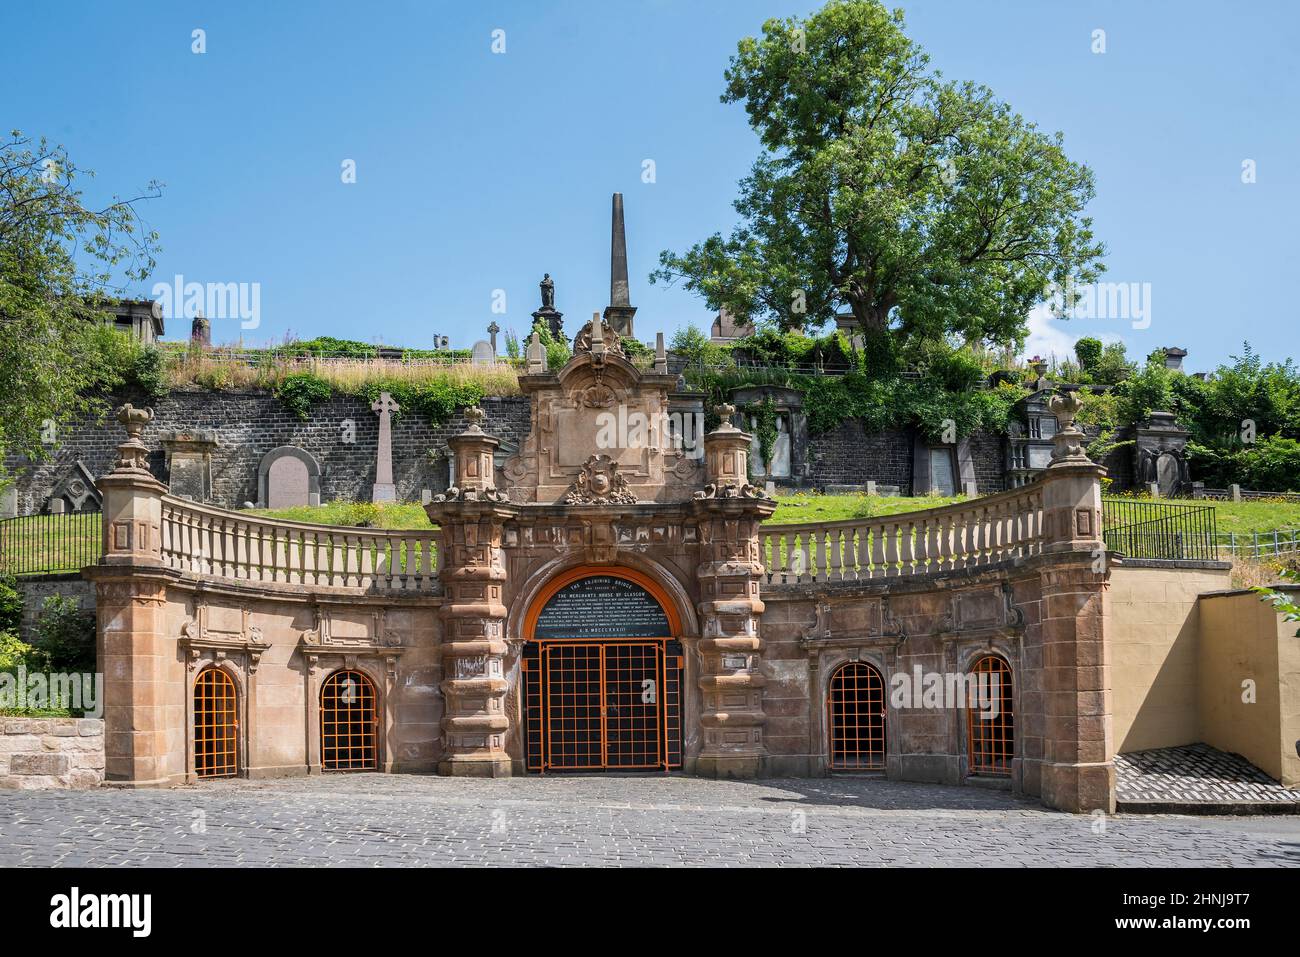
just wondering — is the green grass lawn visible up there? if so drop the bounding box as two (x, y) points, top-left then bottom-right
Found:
(241, 500), (430, 529)
(0, 511), (101, 576)
(249, 492), (1300, 536)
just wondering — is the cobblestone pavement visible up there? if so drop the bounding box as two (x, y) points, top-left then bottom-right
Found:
(2, 774), (1299, 867)
(1116, 744), (1300, 806)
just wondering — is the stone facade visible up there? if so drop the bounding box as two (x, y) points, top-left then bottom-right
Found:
(82, 324), (1134, 812)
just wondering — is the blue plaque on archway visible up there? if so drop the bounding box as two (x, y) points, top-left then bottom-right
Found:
(534, 575), (671, 639)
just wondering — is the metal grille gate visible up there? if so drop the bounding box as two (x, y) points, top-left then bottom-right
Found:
(523, 640), (683, 772)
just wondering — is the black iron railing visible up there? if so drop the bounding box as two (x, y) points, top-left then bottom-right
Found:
(1101, 498), (1218, 561)
(0, 510), (103, 577)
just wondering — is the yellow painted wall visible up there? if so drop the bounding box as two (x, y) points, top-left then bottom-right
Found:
(1198, 592), (1299, 786)
(1108, 564), (1231, 753)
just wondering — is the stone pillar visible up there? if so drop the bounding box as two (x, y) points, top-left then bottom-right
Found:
(84, 404), (177, 787)
(1034, 392), (1114, 813)
(425, 408), (515, 776)
(190, 315), (211, 348)
(691, 404), (775, 778)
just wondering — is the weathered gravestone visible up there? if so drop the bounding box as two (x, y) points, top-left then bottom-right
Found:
(258, 446), (322, 508)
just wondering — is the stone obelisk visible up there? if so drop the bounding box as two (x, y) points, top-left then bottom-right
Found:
(602, 192), (637, 338)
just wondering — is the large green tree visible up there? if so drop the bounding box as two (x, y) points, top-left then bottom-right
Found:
(0, 132), (161, 476)
(652, 0), (1105, 344)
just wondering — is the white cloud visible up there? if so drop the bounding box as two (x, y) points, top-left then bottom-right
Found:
(1022, 304), (1125, 363)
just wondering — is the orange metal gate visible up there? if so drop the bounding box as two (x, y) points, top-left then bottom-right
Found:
(194, 667), (238, 779)
(523, 639), (683, 772)
(320, 669), (378, 771)
(827, 661), (886, 770)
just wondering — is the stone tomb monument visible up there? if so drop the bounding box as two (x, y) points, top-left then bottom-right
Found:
(161, 430), (218, 502)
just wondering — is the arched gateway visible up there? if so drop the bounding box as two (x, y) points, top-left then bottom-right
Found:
(522, 567), (684, 772)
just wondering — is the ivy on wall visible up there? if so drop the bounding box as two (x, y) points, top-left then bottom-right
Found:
(742, 396), (779, 478)
(271, 371), (485, 425)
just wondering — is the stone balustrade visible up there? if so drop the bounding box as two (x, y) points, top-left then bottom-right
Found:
(159, 496), (440, 591)
(760, 484), (1045, 585)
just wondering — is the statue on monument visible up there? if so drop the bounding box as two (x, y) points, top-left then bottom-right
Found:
(532, 272), (564, 340)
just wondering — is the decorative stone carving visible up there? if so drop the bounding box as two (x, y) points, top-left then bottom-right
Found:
(113, 404), (155, 474)
(49, 460), (102, 512)
(178, 603), (271, 674)
(563, 454), (638, 505)
(433, 484), (510, 504)
(573, 315), (624, 357)
(580, 383), (618, 409)
(1048, 390), (1090, 465)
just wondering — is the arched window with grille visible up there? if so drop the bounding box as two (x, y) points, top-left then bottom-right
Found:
(967, 655), (1014, 776)
(194, 667), (238, 779)
(320, 669), (378, 771)
(827, 661), (886, 770)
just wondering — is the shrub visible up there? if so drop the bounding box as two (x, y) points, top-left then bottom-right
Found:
(0, 576), (20, 634)
(130, 345), (169, 398)
(359, 379), (485, 426)
(274, 372), (333, 420)
(30, 594), (96, 673)
(0, 629), (33, 672)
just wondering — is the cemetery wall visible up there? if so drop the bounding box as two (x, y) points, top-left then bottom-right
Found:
(3, 389), (532, 514)
(7, 386), (1128, 511)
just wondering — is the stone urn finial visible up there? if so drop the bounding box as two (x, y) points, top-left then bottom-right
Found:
(463, 406), (487, 434)
(713, 402), (739, 432)
(1048, 390), (1091, 465)
(113, 403), (155, 473)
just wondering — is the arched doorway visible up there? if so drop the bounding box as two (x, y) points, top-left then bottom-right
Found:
(320, 669), (378, 771)
(194, 667), (239, 779)
(522, 567), (684, 772)
(827, 661), (886, 770)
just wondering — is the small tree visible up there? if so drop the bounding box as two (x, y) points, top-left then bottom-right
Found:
(1074, 336), (1103, 373)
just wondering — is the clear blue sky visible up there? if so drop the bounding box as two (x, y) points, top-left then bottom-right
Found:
(4, 0), (1297, 371)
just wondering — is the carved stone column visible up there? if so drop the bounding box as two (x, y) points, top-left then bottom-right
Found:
(85, 404), (178, 786)
(1034, 392), (1114, 812)
(691, 405), (775, 778)
(425, 408), (516, 776)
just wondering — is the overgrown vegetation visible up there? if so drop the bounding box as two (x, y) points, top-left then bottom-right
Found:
(677, 325), (1030, 442)
(0, 581), (95, 717)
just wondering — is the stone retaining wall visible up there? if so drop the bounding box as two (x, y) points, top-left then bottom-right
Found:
(0, 717), (104, 789)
